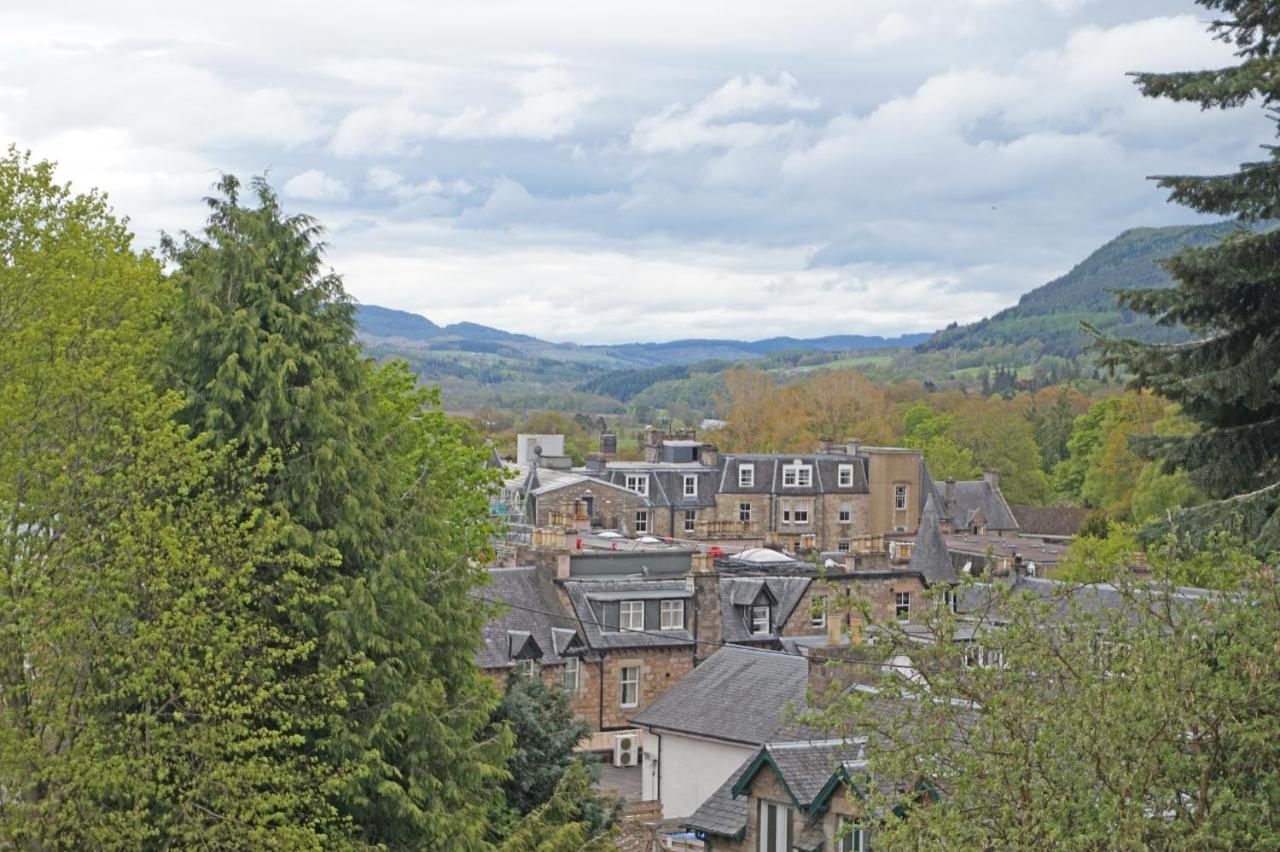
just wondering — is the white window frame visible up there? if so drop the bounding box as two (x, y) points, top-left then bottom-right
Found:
(838, 464), (854, 487)
(781, 462), (812, 488)
(750, 605), (771, 636)
(838, 817), (866, 852)
(782, 509), (792, 525)
(514, 659), (538, 677)
(894, 484), (908, 511)
(619, 665), (640, 708)
(634, 510), (649, 534)
(895, 591), (911, 622)
(660, 599), (685, 631)
(758, 800), (793, 852)
(811, 597), (827, 629)
(619, 600), (644, 632)
(837, 539), (851, 552)
(739, 502), (752, 523)
(738, 464), (755, 488)
(683, 474), (698, 497)
(683, 509), (697, 534)
(793, 507), (809, 525)
(839, 502), (852, 524)
(562, 657), (580, 693)
(626, 474), (649, 496)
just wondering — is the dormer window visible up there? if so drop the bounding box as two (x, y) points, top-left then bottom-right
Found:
(739, 464), (755, 488)
(683, 474), (698, 497)
(750, 605), (771, 635)
(838, 464), (854, 487)
(625, 474), (649, 496)
(620, 600), (644, 631)
(782, 462), (812, 488)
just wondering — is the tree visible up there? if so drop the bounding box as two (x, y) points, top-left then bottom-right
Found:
(0, 150), (341, 846)
(946, 398), (1051, 503)
(721, 367), (776, 451)
(899, 403), (982, 483)
(164, 176), (511, 847)
(815, 548), (1280, 849)
(799, 369), (893, 446)
(491, 675), (619, 837)
(1094, 0), (1280, 553)
(496, 762), (618, 852)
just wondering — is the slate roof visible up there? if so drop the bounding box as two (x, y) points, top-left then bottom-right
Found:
(630, 645), (809, 744)
(956, 576), (1216, 627)
(716, 454), (870, 496)
(931, 478), (1018, 532)
(477, 567), (586, 669)
(560, 578), (695, 651)
(908, 494), (959, 585)
(719, 575), (813, 643)
(528, 467), (649, 503)
(1008, 504), (1091, 538)
(590, 464), (719, 510)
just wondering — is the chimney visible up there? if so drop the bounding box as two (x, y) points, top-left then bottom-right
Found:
(691, 550), (715, 574)
(585, 453), (607, 473)
(701, 444), (719, 467)
(555, 552), (572, 580)
(983, 468), (1000, 491)
(845, 437), (862, 456)
(599, 432), (618, 458)
(944, 478), (957, 515)
(818, 436), (837, 454)
(825, 601), (843, 645)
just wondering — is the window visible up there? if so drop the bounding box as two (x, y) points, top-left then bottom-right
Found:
(739, 502), (752, 523)
(684, 509), (697, 534)
(683, 474), (698, 497)
(964, 645), (1005, 670)
(782, 509), (791, 525)
(894, 484), (908, 511)
(793, 508), (809, 525)
(839, 502), (852, 523)
(758, 800), (793, 852)
(782, 462), (812, 487)
(619, 600), (644, 631)
(837, 539), (851, 552)
(620, 665), (640, 708)
(810, 597), (827, 629)
(838, 464), (854, 487)
(625, 474), (649, 496)
(514, 659), (538, 677)
(751, 605), (771, 635)
(562, 657), (580, 693)
(895, 591), (911, 622)
(838, 818), (866, 852)
(738, 464), (755, 488)
(634, 510), (649, 533)
(943, 587), (957, 612)
(660, 599), (684, 630)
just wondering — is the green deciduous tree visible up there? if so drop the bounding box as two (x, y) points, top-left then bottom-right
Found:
(164, 176), (511, 847)
(0, 149), (342, 846)
(1094, 0), (1280, 553)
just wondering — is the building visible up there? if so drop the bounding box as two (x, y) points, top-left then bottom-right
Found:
(928, 470), (1018, 536)
(630, 645), (810, 819)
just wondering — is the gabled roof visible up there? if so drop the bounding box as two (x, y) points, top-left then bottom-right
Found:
(477, 567), (586, 669)
(719, 575), (812, 643)
(909, 494), (957, 585)
(529, 467), (648, 502)
(1008, 503), (1091, 538)
(730, 739), (866, 809)
(630, 645), (809, 745)
(932, 478), (1018, 531)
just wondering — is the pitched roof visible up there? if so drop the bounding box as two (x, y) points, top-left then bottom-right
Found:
(1008, 504), (1091, 538)
(716, 454), (870, 496)
(477, 567), (585, 669)
(931, 478), (1018, 531)
(591, 466), (719, 510)
(560, 578), (695, 651)
(719, 575), (813, 643)
(630, 645), (809, 744)
(909, 494), (959, 585)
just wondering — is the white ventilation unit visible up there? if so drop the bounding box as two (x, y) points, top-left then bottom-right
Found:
(613, 733), (639, 767)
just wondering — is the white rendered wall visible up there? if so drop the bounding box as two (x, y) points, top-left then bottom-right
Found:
(641, 729), (756, 819)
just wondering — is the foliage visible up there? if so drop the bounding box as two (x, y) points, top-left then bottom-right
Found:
(0, 149), (342, 846)
(1056, 522), (1140, 583)
(816, 551), (1280, 849)
(1094, 0), (1280, 554)
(496, 761), (619, 852)
(164, 175), (512, 848)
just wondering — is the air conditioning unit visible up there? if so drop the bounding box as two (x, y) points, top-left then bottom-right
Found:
(613, 733), (639, 767)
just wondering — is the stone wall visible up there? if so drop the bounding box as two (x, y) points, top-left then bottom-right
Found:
(600, 646), (696, 730)
(534, 482), (646, 533)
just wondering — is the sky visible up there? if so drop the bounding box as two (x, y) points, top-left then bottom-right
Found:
(1, 1), (1268, 344)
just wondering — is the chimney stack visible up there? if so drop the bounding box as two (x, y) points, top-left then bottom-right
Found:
(983, 468), (1000, 491)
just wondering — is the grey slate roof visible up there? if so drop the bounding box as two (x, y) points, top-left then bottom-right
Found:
(758, 739), (866, 806)
(1008, 503), (1090, 538)
(719, 575), (813, 643)
(477, 567), (586, 669)
(591, 465), (718, 510)
(716, 453), (870, 496)
(932, 478), (1018, 532)
(909, 494), (959, 585)
(561, 578), (695, 651)
(956, 576), (1216, 628)
(630, 645), (809, 744)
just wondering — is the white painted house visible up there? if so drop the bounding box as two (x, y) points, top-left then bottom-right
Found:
(629, 644), (809, 819)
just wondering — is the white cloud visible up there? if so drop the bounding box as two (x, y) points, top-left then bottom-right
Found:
(365, 166), (473, 201)
(283, 169), (350, 201)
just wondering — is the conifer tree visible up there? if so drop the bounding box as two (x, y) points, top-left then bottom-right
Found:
(164, 176), (511, 846)
(1095, 1), (1280, 553)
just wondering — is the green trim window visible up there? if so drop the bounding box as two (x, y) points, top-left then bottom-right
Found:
(838, 817), (866, 851)
(758, 800), (793, 852)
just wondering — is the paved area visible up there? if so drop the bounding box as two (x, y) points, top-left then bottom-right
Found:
(596, 762), (642, 801)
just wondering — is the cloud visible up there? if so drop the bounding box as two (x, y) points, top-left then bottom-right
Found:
(329, 65), (596, 156)
(630, 72), (818, 153)
(365, 166), (474, 201)
(283, 169), (350, 201)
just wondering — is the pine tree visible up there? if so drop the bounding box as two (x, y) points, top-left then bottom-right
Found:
(164, 176), (511, 846)
(1094, 1), (1280, 553)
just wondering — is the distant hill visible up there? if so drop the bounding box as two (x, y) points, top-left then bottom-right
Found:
(915, 221), (1243, 360)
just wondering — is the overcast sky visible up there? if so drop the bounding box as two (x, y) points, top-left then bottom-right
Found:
(2, 1), (1267, 343)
